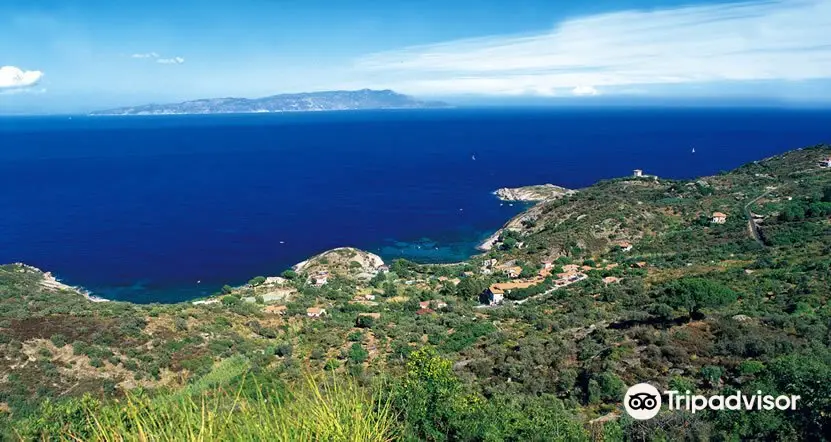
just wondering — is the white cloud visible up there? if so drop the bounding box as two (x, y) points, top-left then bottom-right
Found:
(157, 56), (185, 65)
(131, 52), (159, 59)
(572, 86), (599, 96)
(355, 0), (831, 96)
(130, 53), (184, 65)
(0, 66), (44, 90)
(0, 87), (47, 96)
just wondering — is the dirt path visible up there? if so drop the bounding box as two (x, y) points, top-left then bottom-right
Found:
(744, 188), (774, 247)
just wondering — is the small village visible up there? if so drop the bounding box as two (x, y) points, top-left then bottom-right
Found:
(198, 241), (649, 320)
(476, 255), (630, 307)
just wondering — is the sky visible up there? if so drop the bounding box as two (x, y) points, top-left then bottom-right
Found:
(1, 0), (831, 113)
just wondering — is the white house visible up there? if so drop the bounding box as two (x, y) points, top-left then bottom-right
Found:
(193, 299), (220, 305)
(712, 212), (728, 224)
(633, 169), (643, 177)
(480, 286), (505, 306)
(821, 158), (831, 168)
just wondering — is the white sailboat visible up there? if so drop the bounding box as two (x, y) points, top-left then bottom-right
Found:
(692, 147), (696, 154)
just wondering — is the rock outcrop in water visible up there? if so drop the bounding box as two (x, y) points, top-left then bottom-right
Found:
(481, 185), (575, 250)
(494, 184), (575, 202)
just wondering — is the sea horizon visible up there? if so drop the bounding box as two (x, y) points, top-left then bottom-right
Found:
(2, 107), (830, 303)
(4, 100), (831, 118)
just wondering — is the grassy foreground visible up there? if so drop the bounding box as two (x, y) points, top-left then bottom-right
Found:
(8, 349), (596, 441)
(10, 358), (397, 441)
(84, 380), (394, 442)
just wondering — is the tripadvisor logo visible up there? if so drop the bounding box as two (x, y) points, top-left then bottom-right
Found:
(624, 383), (662, 420)
(623, 383), (800, 420)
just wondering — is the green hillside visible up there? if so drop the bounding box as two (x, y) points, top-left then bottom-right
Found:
(1, 145), (830, 441)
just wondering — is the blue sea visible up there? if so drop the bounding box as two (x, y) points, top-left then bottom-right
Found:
(1, 108), (829, 303)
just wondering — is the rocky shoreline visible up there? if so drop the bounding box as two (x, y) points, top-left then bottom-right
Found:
(481, 184), (575, 250)
(493, 184), (574, 202)
(292, 247), (384, 274)
(13, 263), (110, 303)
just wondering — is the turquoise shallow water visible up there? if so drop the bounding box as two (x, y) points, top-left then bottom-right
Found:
(1, 107), (829, 303)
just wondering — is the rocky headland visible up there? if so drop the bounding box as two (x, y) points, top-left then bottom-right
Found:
(493, 184), (575, 202)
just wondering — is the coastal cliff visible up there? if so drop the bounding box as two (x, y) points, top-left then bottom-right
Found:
(481, 184), (576, 250)
(477, 205), (546, 251)
(12, 263), (108, 302)
(292, 247), (385, 278)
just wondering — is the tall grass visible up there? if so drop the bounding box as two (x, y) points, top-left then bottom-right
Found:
(73, 374), (397, 442)
(20, 364), (398, 442)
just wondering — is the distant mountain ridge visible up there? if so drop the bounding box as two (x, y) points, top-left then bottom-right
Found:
(90, 89), (449, 116)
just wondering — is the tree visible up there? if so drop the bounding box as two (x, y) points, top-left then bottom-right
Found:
(370, 271), (387, 288)
(765, 355), (831, 437)
(173, 317), (188, 332)
(587, 373), (623, 405)
(700, 365), (723, 386)
(274, 342), (292, 357)
(395, 347), (465, 440)
(50, 334), (67, 348)
(280, 270), (297, 280)
(324, 359), (340, 371)
(502, 237), (518, 250)
(663, 278), (738, 316)
(520, 265), (538, 278)
(248, 276), (266, 287)
(456, 277), (487, 300)
(348, 343), (368, 364)
(807, 202), (831, 218)
(712, 354), (831, 439)
(649, 303), (675, 320)
(391, 259), (417, 278)
(221, 295), (241, 306)
(383, 281), (398, 298)
(355, 315), (375, 329)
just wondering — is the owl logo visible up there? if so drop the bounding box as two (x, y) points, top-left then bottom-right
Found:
(624, 383), (662, 420)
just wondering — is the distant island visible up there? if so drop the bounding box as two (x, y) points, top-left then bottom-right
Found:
(90, 89), (450, 116)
